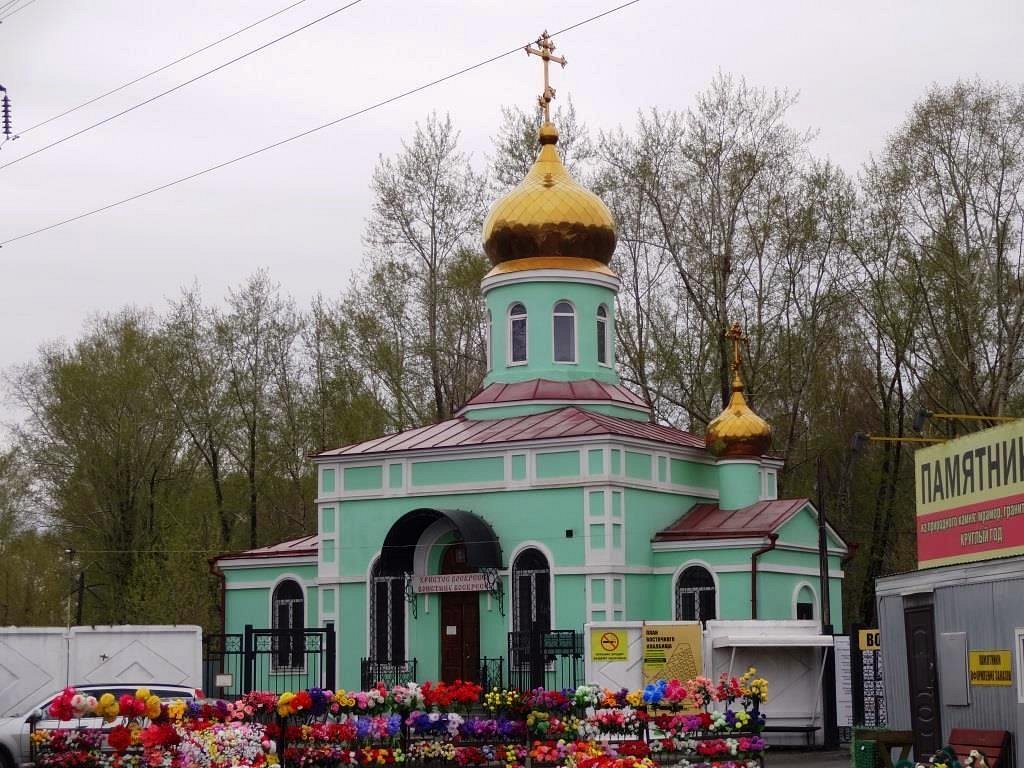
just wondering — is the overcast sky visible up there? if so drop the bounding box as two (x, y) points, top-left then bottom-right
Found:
(1, 0), (1022, 429)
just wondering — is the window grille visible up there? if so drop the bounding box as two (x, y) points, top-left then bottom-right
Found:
(271, 580), (304, 671)
(369, 564), (406, 663)
(674, 566), (716, 625)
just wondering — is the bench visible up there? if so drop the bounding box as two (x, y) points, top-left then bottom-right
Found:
(762, 724), (820, 747)
(948, 728), (1011, 768)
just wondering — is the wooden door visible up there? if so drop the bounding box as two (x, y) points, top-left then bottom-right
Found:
(439, 544), (480, 683)
(905, 605), (941, 759)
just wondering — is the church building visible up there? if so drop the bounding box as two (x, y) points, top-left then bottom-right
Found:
(214, 36), (847, 691)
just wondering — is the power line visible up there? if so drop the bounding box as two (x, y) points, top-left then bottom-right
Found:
(0, 0), (366, 171)
(15, 0), (310, 134)
(0, 0), (641, 248)
(0, 0), (40, 21)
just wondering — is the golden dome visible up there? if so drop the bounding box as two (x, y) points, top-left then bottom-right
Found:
(482, 123), (616, 266)
(705, 323), (772, 458)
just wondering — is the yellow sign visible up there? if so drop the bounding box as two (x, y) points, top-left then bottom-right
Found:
(590, 629), (628, 661)
(968, 650), (1012, 686)
(915, 420), (1024, 568)
(642, 623), (702, 685)
(858, 629), (882, 651)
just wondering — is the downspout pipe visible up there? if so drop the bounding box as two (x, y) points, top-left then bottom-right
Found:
(750, 533), (779, 620)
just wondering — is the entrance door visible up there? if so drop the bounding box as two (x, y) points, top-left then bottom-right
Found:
(905, 605), (941, 758)
(439, 544), (480, 683)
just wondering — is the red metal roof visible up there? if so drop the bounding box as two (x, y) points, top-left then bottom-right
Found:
(216, 535), (318, 561)
(461, 379), (648, 410)
(654, 499), (809, 541)
(317, 406), (704, 457)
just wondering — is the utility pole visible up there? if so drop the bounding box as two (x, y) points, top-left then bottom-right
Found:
(0, 85), (12, 147)
(816, 456), (839, 750)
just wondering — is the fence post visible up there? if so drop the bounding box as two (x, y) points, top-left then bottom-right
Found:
(325, 624), (336, 690)
(243, 624), (254, 694)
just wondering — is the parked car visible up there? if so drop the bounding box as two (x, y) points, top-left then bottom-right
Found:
(0, 683), (200, 768)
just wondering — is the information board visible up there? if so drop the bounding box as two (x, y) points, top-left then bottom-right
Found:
(641, 623), (702, 684)
(833, 635), (853, 728)
(851, 624), (887, 727)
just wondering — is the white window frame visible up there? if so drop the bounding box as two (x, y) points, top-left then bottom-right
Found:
(792, 581), (818, 620)
(671, 561), (720, 623)
(596, 304), (611, 367)
(508, 303), (528, 366)
(552, 300), (577, 364)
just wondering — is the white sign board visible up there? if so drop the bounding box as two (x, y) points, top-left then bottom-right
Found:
(413, 573), (489, 593)
(834, 635), (853, 727)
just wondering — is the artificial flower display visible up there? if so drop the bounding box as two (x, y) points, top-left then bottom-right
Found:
(31, 675), (770, 768)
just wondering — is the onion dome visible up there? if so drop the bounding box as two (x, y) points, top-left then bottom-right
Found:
(705, 323), (772, 458)
(482, 122), (616, 266)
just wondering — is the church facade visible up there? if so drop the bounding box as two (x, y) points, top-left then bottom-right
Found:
(214, 81), (847, 691)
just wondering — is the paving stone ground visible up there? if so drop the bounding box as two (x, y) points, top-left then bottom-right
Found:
(765, 748), (851, 768)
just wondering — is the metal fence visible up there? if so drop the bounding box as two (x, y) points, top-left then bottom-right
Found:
(360, 658), (418, 690)
(203, 625), (336, 697)
(507, 630), (583, 691)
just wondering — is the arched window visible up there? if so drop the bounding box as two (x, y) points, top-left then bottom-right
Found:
(272, 579), (304, 670)
(596, 305), (610, 365)
(512, 548), (551, 658)
(369, 560), (406, 662)
(509, 303), (528, 364)
(795, 584), (816, 620)
(553, 301), (576, 363)
(674, 566), (716, 624)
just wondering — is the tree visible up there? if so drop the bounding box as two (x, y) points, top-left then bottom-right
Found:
(7, 310), (182, 622)
(491, 97), (593, 191)
(218, 272), (295, 548)
(867, 80), (1024, 420)
(366, 112), (489, 422)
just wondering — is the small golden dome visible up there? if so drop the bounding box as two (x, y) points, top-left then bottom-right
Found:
(482, 122), (616, 266)
(705, 322), (772, 458)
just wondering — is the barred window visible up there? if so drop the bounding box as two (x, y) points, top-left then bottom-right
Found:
(369, 561), (406, 663)
(512, 548), (551, 636)
(272, 579), (304, 670)
(674, 566), (716, 625)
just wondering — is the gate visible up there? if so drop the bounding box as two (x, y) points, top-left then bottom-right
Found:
(508, 630), (583, 691)
(203, 624), (335, 697)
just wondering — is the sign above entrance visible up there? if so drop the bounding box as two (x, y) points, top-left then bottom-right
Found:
(412, 573), (489, 593)
(915, 420), (1024, 568)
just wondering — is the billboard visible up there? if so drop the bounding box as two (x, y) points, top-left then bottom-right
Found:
(916, 420), (1024, 568)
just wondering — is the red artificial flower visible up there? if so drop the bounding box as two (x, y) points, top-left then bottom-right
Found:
(292, 691), (313, 712)
(107, 725), (133, 753)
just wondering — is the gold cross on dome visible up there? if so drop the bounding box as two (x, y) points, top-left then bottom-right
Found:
(725, 321), (747, 376)
(525, 30), (567, 123)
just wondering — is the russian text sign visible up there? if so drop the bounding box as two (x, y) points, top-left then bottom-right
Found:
(915, 420), (1024, 567)
(968, 649), (1012, 686)
(590, 629), (628, 661)
(642, 623), (701, 685)
(412, 573), (488, 593)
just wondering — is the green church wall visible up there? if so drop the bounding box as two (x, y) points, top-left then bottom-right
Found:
(535, 450), (580, 479)
(321, 468), (335, 494)
(624, 488), (709, 565)
(336, 487), (587, 578)
(484, 280), (618, 385)
(344, 465), (383, 491)
(717, 461), (761, 510)
(411, 456), (505, 486)
(464, 401), (648, 421)
(670, 458), (716, 489)
(625, 451), (652, 480)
